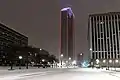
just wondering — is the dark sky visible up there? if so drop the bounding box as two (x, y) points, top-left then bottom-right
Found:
(0, 0), (120, 59)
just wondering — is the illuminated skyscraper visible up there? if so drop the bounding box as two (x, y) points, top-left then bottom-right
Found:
(60, 7), (75, 61)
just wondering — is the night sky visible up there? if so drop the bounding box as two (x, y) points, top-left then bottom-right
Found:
(0, 0), (120, 59)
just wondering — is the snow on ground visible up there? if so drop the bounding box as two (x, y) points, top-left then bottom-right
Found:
(0, 67), (65, 80)
(0, 68), (120, 80)
(21, 68), (120, 80)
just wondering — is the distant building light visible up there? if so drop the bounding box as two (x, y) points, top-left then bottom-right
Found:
(100, 22), (104, 24)
(19, 56), (22, 59)
(34, 53), (37, 57)
(90, 48), (92, 51)
(48, 62), (50, 64)
(3, 56), (5, 58)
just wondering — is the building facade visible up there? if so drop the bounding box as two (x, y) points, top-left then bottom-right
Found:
(0, 23), (28, 65)
(60, 7), (75, 61)
(88, 12), (120, 67)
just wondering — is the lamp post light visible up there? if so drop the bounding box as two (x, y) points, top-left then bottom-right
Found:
(103, 60), (105, 63)
(109, 60), (112, 70)
(80, 53), (83, 56)
(115, 60), (118, 63)
(69, 57), (71, 60)
(102, 60), (106, 69)
(115, 60), (119, 70)
(68, 57), (71, 67)
(80, 53), (83, 66)
(109, 60), (112, 63)
(19, 56), (22, 69)
(61, 54), (63, 57)
(40, 48), (42, 51)
(42, 59), (45, 62)
(60, 54), (63, 68)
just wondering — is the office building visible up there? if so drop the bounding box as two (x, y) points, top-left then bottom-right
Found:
(0, 22), (28, 65)
(88, 12), (120, 67)
(60, 7), (75, 61)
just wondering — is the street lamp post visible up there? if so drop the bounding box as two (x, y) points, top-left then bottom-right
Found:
(41, 59), (46, 68)
(80, 53), (83, 67)
(115, 60), (118, 71)
(103, 60), (106, 69)
(109, 60), (112, 70)
(26, 52), (30, 69)
(60, 54), (63, 68)
(19, 56), (22, 69)
(68, 57), (71, 67)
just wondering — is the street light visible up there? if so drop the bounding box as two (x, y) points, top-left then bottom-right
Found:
(66, 61), (68, 63)
(115, 60), (119, 70)
(61, 54), (63, 57)
(69, 57), (71, 60)
(42, 59), (45, 62)
(80, 53), (83, 56)
(19, 56), (22, 69)
(60, 54), (63, 68)
(68, 57), (71, 67)
(40, 48), (42, 51)
(115, 60), (118, 63)
(103, 60), (106, 63)
(109, 60), (112, 63)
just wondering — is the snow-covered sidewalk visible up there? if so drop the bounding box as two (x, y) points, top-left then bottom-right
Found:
(0, 66), (62, 77)
(98, 68), (120, 78)
(107, 68), (120, 78)
(0, 66), (70, 80)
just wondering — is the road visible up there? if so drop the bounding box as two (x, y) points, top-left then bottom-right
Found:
(0, 68), (120, 80)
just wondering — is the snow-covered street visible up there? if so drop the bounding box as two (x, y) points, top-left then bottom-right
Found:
(0, 68), (120, 80)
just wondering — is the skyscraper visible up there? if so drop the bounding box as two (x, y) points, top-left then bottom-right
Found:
(60, 7), (75, 61)
(88, 12), (120, 67)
